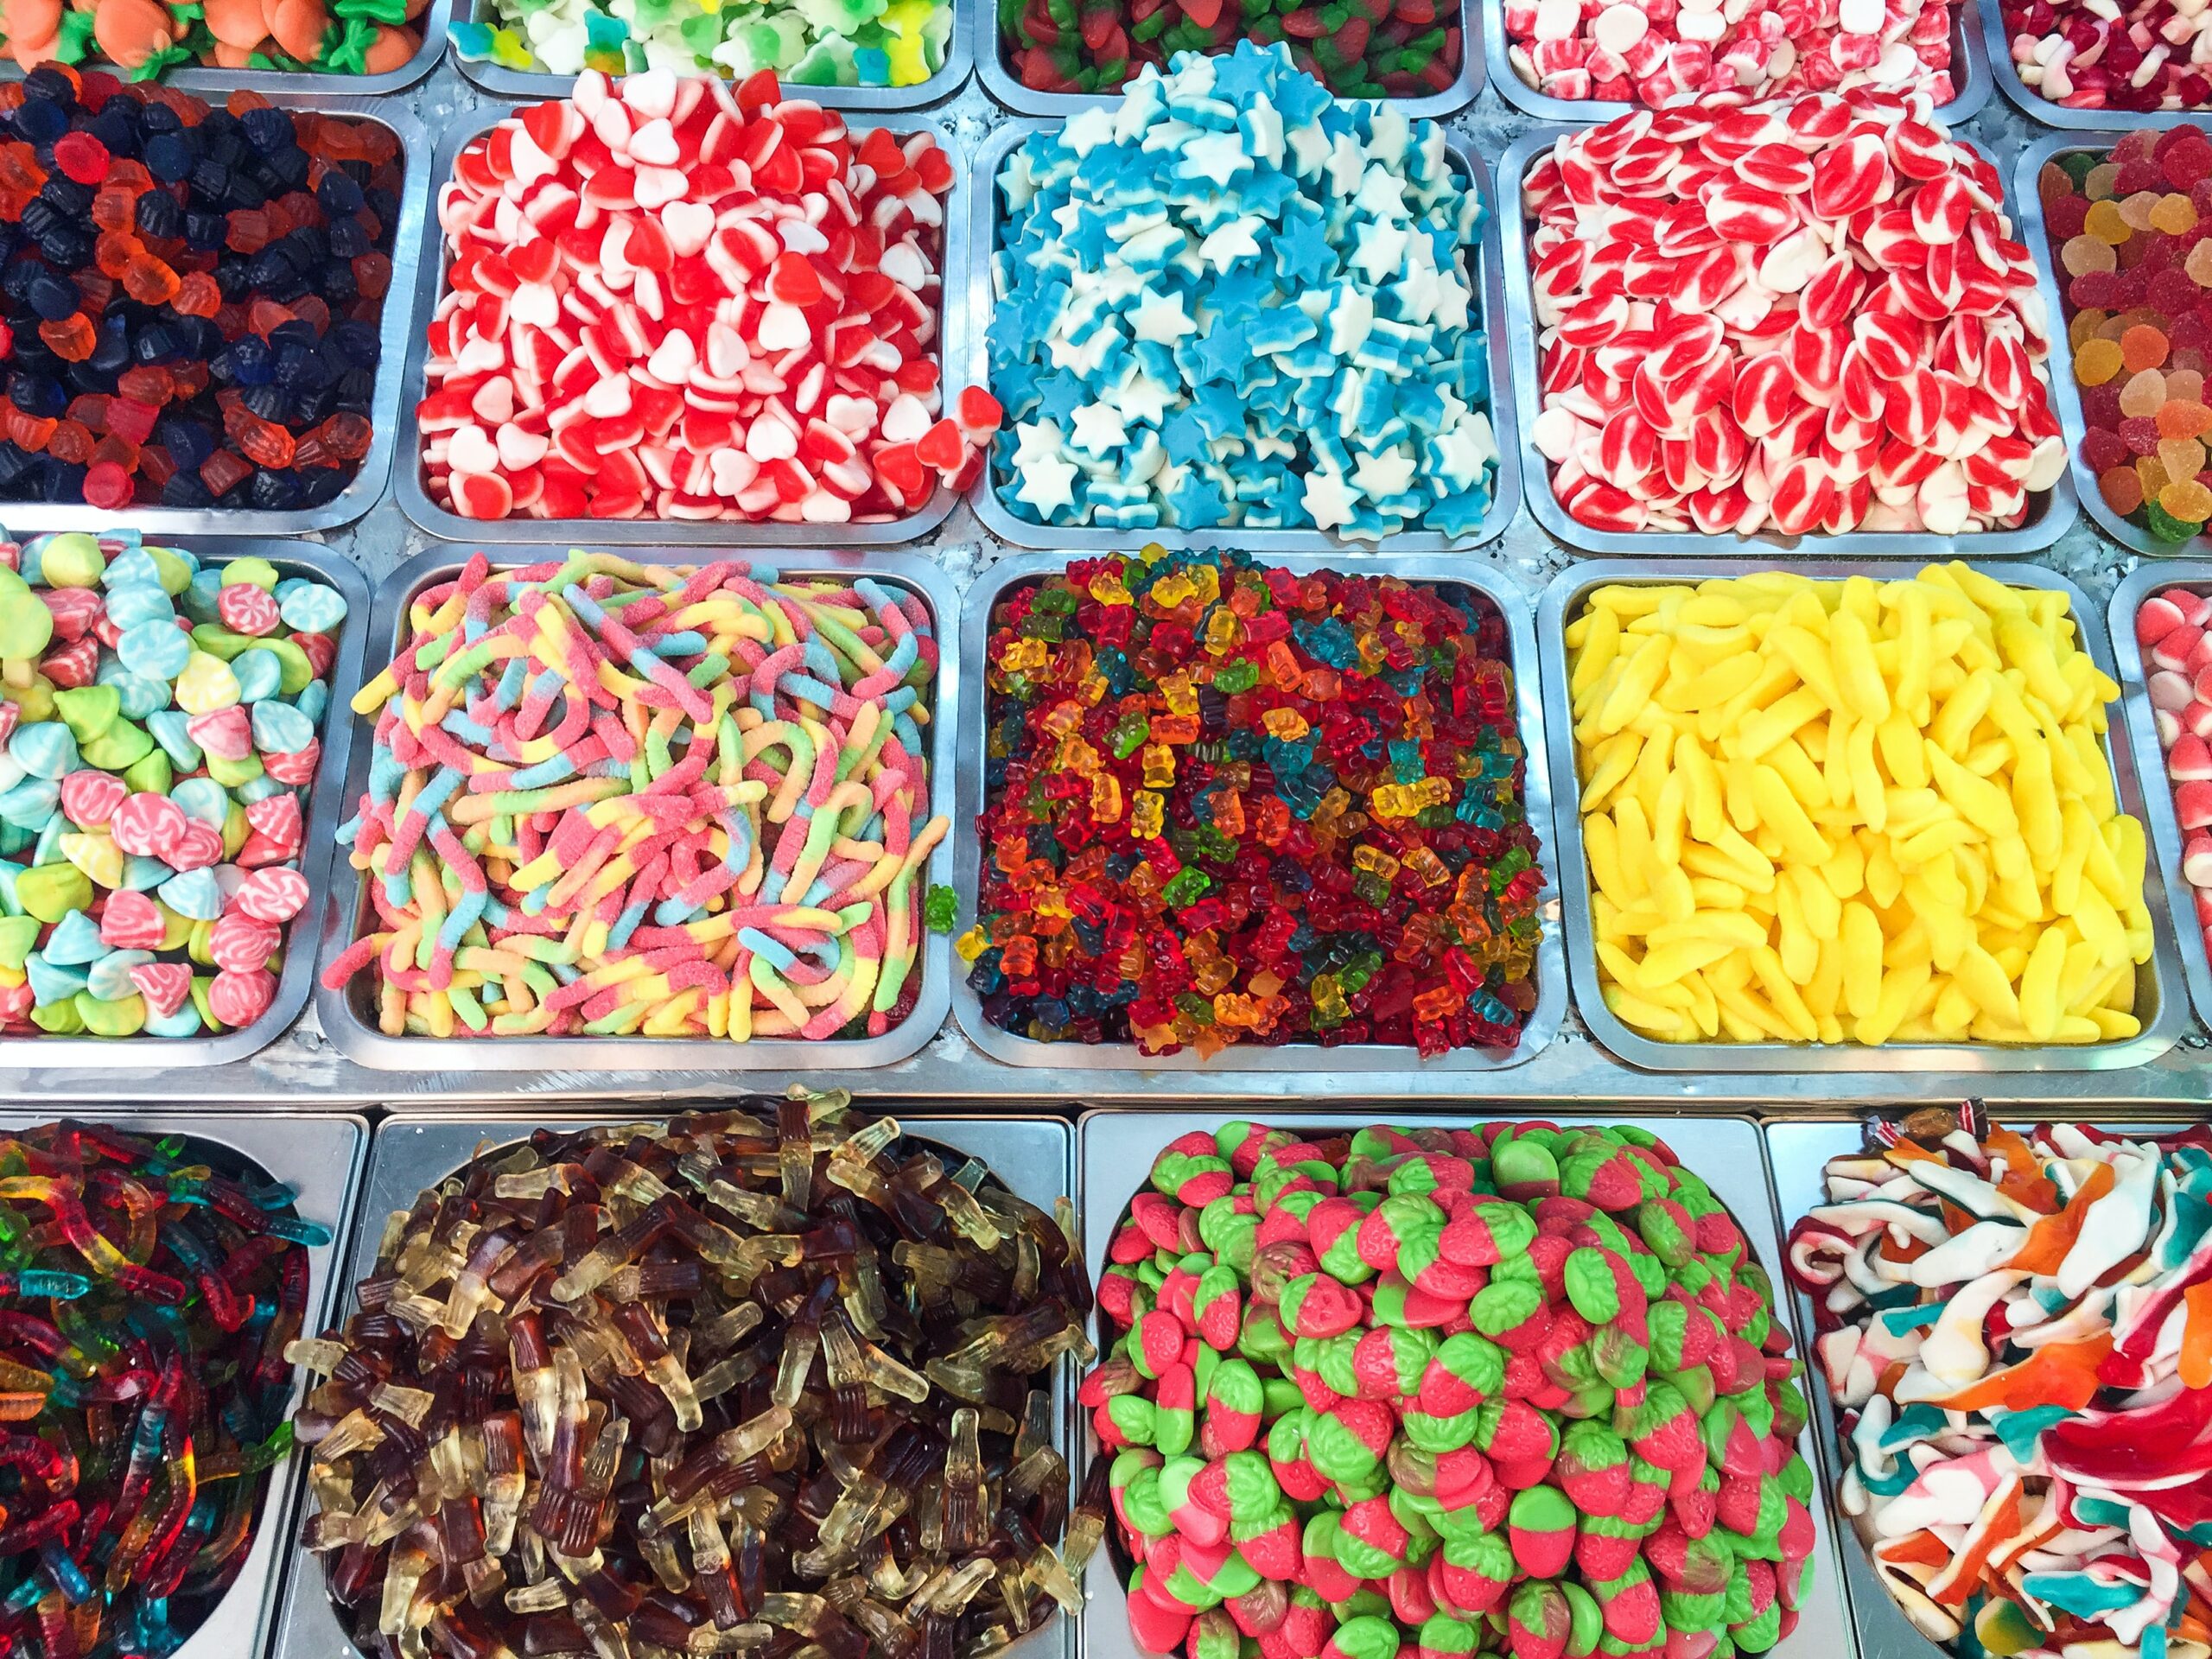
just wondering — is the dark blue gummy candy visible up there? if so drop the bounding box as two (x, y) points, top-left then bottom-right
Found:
(241, 383), (291, 423)
(39, 461), (85, 503)
(182, 212), (226, 251)
(140, 101), (182, 135)
(12, 100), (66, 147)
(143, 132), (195, 184)
(25, 276), (76, 322)
(241, 107), (295, 154)
(154, 416), (213, 468)
(327, 320), (380, 368)
(160, 471), (213, 508)
(134, 191), (182, 240)
(316, 172), (365, 217)
(8, 374), (64, 419)
(245, 468), (299, 510)
(130, 324), (181, 366)
(219, 336), (273, 386)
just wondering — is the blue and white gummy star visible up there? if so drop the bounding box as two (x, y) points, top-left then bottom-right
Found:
(986, 41), (1502, 543)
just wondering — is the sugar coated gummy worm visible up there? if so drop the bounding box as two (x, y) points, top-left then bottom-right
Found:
(321, 551), (951, 1043)
(1787, 1108), (2212, 1659)
(295, 1096), (1100, 1659)
(1093, 1120), (1820, 1659)
(0, 1118), (331, 1659)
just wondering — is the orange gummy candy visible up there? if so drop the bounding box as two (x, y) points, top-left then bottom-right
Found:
(2123, 325), (2172, 373)
(2102, 467), (2146, 515)
(2076, 337), (2125, 386)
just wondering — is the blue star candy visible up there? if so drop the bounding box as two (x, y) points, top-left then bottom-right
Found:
(1169, 467), (1229, 528)
(1193, 321), (1250, 386)
(1035, 373), (1088, 426)
(1275, 207), (1334, 287)
(1210, 269), (1273, 327)
(1160, 407), (1211, 467)
(1190, 381), (1246, 443)
(1209, 39), (1277, 106)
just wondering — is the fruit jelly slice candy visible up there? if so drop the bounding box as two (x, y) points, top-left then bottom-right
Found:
(2155, 194), (2201, 234)
(2150, 268), (2202, 315)
(2102, 467), (2146, 515)
(2160, 397), (2212, 437)
(2087, 200), (2133, 244)
(2123, 415), (2165, 454)
(2082, 426), (2132, 474)
(2125, 325), (2174, 373)
(2165, 478), (2212, 522)
(2047, 194), (2092, 241)
(2072, 308), (2113, 353)
(2065, 235), (2120, 277)
(2120, 191), (2166, 232)
(2077, 337), (2125, 386)
(2123, 367), (2173, 416)
(2139, 454), (2174, 498)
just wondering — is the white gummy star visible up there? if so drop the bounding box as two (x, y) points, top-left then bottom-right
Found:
(1351, 221), (1411, 284)
(1065, 106), (1117, 157)
(1198, 216), (1263, 271)
(1015, 450), (1080, 518)
(1352, 448), (1418, 501)
(1302, 468), (1357, 531)
(1183, 131), (1251, 189)
(1068, 402), (1131, 456)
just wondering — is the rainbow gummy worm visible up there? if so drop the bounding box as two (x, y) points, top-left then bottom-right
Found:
(320, 551), (948, 1041)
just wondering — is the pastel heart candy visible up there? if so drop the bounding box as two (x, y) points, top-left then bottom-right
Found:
(165, 817), (226, 873)
(216, 584), (282, 636)
(208, 912), (280, 975)
(156, 867), (224, 922)
(146, 710), (202, 770)
(59, 830), (123, 891)
(41, 908), (108, 966)
(264, 740), (320, 787)
(244, 792), (302, 849)
(76, 992), (145, 1037)
(96, 662), (173, 721)
(99, 889), (168, 950)
(37, 535), (103, 589)
(13, 861), (88, 923)
(23, 951), (87, 1005)
(129, 961), (193, 1020)
(104, 582), (175, 632)
(0, 914), (39, 971)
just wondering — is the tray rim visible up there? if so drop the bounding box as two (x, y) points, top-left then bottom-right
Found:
(1540, 555), (2191, 1072)
(308, 543), (960, 1070)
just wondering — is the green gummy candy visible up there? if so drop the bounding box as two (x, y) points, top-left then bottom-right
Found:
(16, 863), (91, 925)
(1328, 1615), (1399, 1659)
(74, 991), (144, 1037)
(0, 916), (38, 971)
(1565, 1248), (1621, 1324)
(81, 722), (153, 772)
(1510, 1484), (1576, 1535)
(54, 685), (119, 743)
(1491, 1138), (1558, 1192)
(1561, 1581), (1605, 1656)
(220, 556), (282, 592)
(29, 997), (85, 1033)
(123, 751), (173, 796)
(1471, 1275), (1542, 1336)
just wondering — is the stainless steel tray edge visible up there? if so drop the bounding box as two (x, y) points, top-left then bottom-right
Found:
(1496, 124), (2081, 559)
(394, 104), (964, 546)
(973, 0), (1481, 119)
(947, 546), (1570, 1074)
(1985, 0), (2212, 130)
(2107, 558), (2212, 1033)
(1540, 556), (2190, 1072)
(268, 1106), (1075, 1659)
(0, 537), (372, 1073)
(964, 118), (1524, 554)
(309, 543), (958, 1072)
(450, 0), (974, 106)
(1073, 1107), (1853, 1659)
(0, 1108), (372, 1659)
(0, 95), (431, 539)
(1484, 0), (1989, 129)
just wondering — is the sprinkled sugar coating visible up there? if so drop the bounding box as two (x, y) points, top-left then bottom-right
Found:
(319, 551), (949, 1043)
(0, 531), (345, 1040)
(1092, 1121), (1820, 1659)
(1524, 89), (2069, 539)
(1786, 1116), (2212, 1659)
(988, 43), (1501, 543)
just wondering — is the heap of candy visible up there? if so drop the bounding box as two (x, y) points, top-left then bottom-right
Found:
(2004, 0), (2212, 112)
(2135, 584), (2212, 968)
(0, 0), (423, 74)
(998, 0), (1465, 101)
(1526, 90), (2069, 537)
(0, 531), (346, 1039)
(321, 552), (950, 1043)
(2040, 127), (2212, 545)
(1505, 0), (1956, 108)
(988, 43), (1500, 542)
(416, 71), (993, 525)
(0, 1119), (330, 1657)
(0, 73), (399, 512)
(296, 1101), (1102, 1659)
(1092, 1121), (1819, 1659)
(965, 548), (1545, 1058)
(452, 0), (950, 87)
(1786, 1113), (2212, 1657)
(1567, 567), (2156, 1047)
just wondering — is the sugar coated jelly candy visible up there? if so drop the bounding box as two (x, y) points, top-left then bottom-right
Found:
(971, 545), (1545, 1059)
(300, 1102), (1096, 1659)
(455, 0), (950, 87)
(1789, 1109), (2212, 1659)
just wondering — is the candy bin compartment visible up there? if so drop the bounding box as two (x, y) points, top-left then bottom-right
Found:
(0, 3), (448, 94)
(310, 546), (957, 1070)
(395, 103), (969, 546)
(0, 537), (370, 1069)
(974, 0), (1481, 119)
(452, 0), (971, 105)
(1497, 122), (2078, 557)
(950, 550), (1566, 1071)
(0, 94), (430, 539)
(968, 118), (1520, 553)
(1541, 559), (2190, 1073)
(2017, 132), (2212, 557)
(1767, 1112), (2202, 1659)
(1075, 1109), (1853, 1659)
(269, 1105), (1078, 1659)
(0, 1109), (367, 1659)
(1491, 0), (1988, 127)
(1984, 0), (2212, 130)
(2110, 561), (2212, 1033)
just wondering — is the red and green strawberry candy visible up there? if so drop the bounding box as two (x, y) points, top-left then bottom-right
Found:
(1086, 1122), (1817, 1657)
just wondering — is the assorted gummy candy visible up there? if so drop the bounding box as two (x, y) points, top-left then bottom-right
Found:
(451, 0), (950, 87)
(1090, 1121), (1818, 1659)
(0, 69), (399, 514)
(964, 547), (1546, 1058)
(0, 0), (424, 79)
(2041, 124), (2212, 543)
(0, 1116), (331, 1659)
(999, 0), (1464, 99)
(0, 531), (346, 1040)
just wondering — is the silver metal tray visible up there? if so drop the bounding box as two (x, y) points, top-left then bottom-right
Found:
(1764, 1114), (2186, 1659)
(450, 0), (973, 106)
(948, 548), (1568, 1073)
(1986, 0), (2212, 129)
(1075, 1108), (1852, 1659)
(2109, 559), (2212, 1033)
(1485, 0), (1990, 126)
(974, 0), (1481, 119)
(0, 93), (430, 540)
(1496, 125), (2081, 559)
(0, 1108), (370, 1659)
(0, 537), (370, 1072)
(0, 0), (446, 94)
(2017, 133), (2209, 560)
(309, 545), (959, 1070)
(1541, 556), (2190, 1072)
(267, 1107), (1074, 1659)
(965, 119), (1523, 554)
(394, 105), (967, 546)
